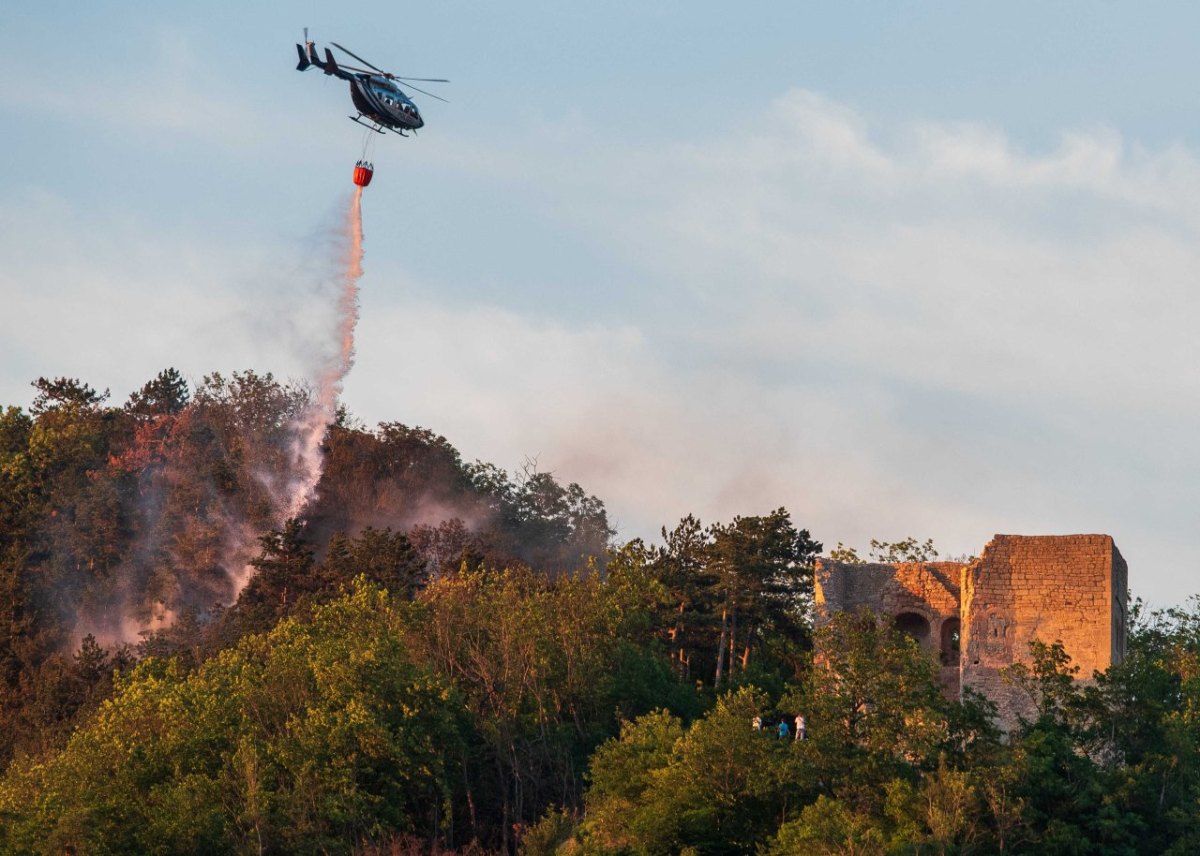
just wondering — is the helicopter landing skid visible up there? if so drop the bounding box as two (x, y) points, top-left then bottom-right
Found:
(349, 114), (385, 134)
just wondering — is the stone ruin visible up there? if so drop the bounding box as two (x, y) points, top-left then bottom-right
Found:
(814, 534), (1128, 730)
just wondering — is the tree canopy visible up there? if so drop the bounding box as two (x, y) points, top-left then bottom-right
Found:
(2, 370), (1200, 854)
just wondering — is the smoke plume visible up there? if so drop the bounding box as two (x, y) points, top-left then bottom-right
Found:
(68, 190), (366, 644)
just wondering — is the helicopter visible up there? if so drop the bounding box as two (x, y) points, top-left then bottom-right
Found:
(295, 29), (448, 136)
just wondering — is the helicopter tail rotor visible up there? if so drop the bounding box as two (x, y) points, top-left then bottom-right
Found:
(297, 27), (319, 71)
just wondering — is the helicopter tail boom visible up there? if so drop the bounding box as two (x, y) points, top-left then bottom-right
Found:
(294, 40), (354, 81)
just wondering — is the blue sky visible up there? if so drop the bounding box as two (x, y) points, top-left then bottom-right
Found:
(3, 2), (1200, 605)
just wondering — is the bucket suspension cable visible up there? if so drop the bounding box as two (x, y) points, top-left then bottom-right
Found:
(360, 126), (377, 163)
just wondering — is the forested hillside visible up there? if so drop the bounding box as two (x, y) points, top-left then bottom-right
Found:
(3, 370), (1200, 854)
(0, 369), (619, 763)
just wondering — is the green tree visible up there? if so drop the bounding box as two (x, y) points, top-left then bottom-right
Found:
(241, 519), (318, 616)
(325, 527), (428, 596)
(581, 709), (686, 854)
(650, 510), (819, 690)
(765, 795), (886, 856)
(582, 688), (784, 855)
(707, 509), (820, 686)
(125, 367), (190, 417)
(0, 582), (466, 856)
(827, 542), (864, 563)
(785, 610), (966, 804)
(404, 560), (688, 852)
(29, 377), (109, 416)
(867, 537), (939, 563)
(653, 514), (713, 681)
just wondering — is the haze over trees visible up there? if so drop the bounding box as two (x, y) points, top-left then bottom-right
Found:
(1, 369), (1200, 854)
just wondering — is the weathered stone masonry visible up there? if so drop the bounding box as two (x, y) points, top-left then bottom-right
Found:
(814, 534), (1128, 730)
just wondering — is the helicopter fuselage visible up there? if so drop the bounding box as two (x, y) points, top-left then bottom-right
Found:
(349, 76), (423, 132)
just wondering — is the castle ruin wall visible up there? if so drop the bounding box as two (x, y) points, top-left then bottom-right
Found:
(960, 534), (1127, 730)
(814, 559), (966, 696)
(814, 534), (1128, 731)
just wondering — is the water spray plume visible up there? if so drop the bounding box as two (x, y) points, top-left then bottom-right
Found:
(74, 189), (368, 642)
(283, 186), (364, 522)
(227, 188), (365, 597)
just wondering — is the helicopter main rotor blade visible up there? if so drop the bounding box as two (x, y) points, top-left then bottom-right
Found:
(400, 82), (449, 103)
(331, 42), (385, 74)
(394, 76), (450, 83)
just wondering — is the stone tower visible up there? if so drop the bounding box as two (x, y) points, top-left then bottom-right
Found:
(814, 534), (1128, 730)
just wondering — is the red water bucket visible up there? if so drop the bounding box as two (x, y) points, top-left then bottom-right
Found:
(353, 161), (374, 187)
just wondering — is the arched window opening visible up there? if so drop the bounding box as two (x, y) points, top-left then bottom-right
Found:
(894, 612), (932, 649)
(940, 617), (961, 665)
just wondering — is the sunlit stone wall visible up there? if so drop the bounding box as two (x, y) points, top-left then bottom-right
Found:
(815, 534), (1127, 731)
